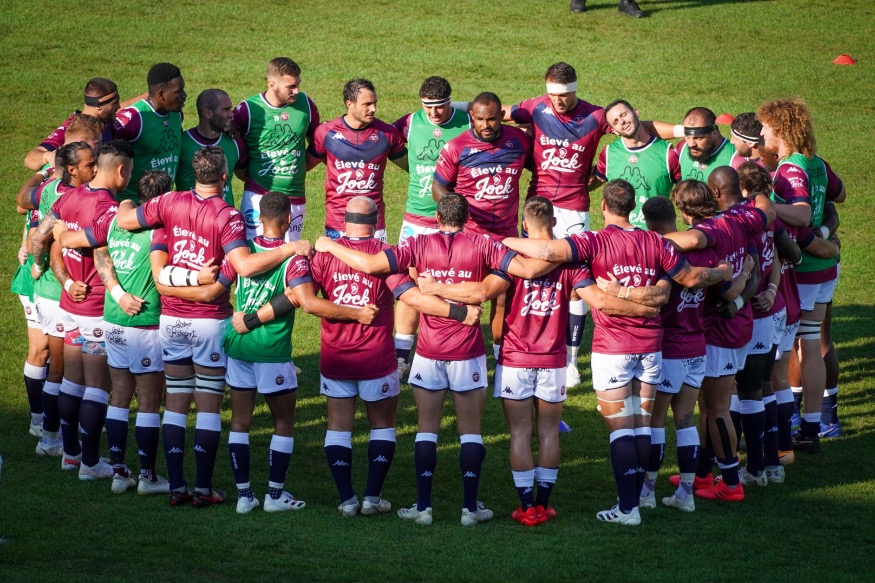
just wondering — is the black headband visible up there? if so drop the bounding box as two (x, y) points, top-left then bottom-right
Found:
(684, 124), (717, 137)
(344, 210), (378, 225)
(84, 92), (119, 107)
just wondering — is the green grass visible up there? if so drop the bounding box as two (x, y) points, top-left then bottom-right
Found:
(1, 1), (874, 581)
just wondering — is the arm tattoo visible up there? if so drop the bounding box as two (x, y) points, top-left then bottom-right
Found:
(94, 246), (120, 288)
(31, 214), (57, 266)
(49, 241), (70, 283)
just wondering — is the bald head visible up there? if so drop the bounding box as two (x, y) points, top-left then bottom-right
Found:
(347, 196), (377, 214)
(343, 196), (378, 236)
(707, 166), (743, 208)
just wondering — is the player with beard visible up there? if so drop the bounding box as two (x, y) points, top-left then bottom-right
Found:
(592, 99), (681, 229)
(757, 97), (845, 453)
(391, 76), (470, 377)
(177, 89), (247, 206)
(235, 57), (320, 240)
(24, 77), (120, 170)
(432, 92), (529, 359)
(417, 196), (666, 526)
(676, 107), (736, 182)
(502, 180), (734, 525)
(307, 78), (408, 243)
(114, 63), (186, 202)
(115, 146), (309, 507)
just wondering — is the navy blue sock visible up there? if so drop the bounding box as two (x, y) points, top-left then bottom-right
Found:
(78, 391), (108, 467)
(821, 393), (838, 425)
(740, 404), (766, 473)
(695, 423), (715, 479)
(634, 432), (651, 498)
(534, 467), (558, 508)
(41, 382), (61, 433)
(269, 434), (294, 486)
(364, 430), (396, 498)
(609, 433), (638, 512)
(162, 412), (188, 491)
(58, 388), (83, 456)
(565, 311), (586, 349)
(134, 413), (160, 472)
(763, 398), (780, 466)
(23, 371), (45, 415)
(325, 445), (355, 502)
(717, 456), (740, 487)
(777, 395), (795, 451)
(193, 413), (222, 493)
(105, 407), (129, 466)
(414, 436), (437, 511)
(228, 432), (251, 487)
(676, 442), (699, 476)
(459, 438), (485, 512)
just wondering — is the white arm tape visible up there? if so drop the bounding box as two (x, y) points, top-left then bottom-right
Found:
(673, 124), (685, 139)
(819, 225), (830, 238)
(733, 296), (744, 311)
(159, 265), (200, 287)
(110, 285), (126, 302)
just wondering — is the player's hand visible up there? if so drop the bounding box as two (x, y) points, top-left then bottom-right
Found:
(716, 298), (738, 319)
(742, 254), (755, 275)
(642, 305), (661, 319)
(197, 258), (219, 285)
(416, 272), (440, 295)
(69, 281), (88, 302)
(314, 236), (334, 253)
(43, 150), (56, 169)
(596, 272), (621, 296)
(119, 293), (145, 316)
(292, 239), (313, 258)
(831, 234), (841, 253)
(231, 311), (249, 334)
(751, 290), (775, 313)
(462, 305), (483, 326)
(355, 304), (379, 325)
(18, 243), (28, 265)
(717, 260), (733, 281)
(52, 221), (69, 241)
(30, 263), (43, 280)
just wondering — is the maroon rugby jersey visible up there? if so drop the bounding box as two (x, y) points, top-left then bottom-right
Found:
(433, 125), (529, 238)
(510, 96), (610, 212)
(40, 111), (114, 151)
(661, 247), (719, 360)
(385, 230), (516, 360)
(743, 199), (785, 320)
(691, 202), (766, 348)
(308, 116), (406, 232)
(310, 237), (414, 380)
(566, 225), (683, 354)
(499, 263), (592, 369)
(776, 220), (808, 326)
(136, 190), (246, 319)
(773, 157), (842, 209)
(51, 184), (118, 317)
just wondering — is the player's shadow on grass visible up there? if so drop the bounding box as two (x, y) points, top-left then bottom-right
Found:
(580, 0), (771, 16)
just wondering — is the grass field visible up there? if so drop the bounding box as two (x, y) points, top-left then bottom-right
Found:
(1, 1), (874, 581)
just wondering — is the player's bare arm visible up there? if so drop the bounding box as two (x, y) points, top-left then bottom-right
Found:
(431, 181), (451, 203)
(751, 254), (780, 313)
(227, 240), (310, 278)
(663, 229), (708, 252)
(390, 152), (409, 172)
(670, 259), (733, 288)
(416, 272), (510, 305)
(313, 237), (391, 274)
(115, 200), (142, 230)
(289, 281), (378, 324)
(29, 213), (58, 274)
(774, 201), (811, 228)
(502, 237), (573, 263)
(595, 275), (672, 307)
(716, 255), (761, 319)
(821, 202), (840, 237)
(577, 284), (660, 318)
(720, 254), (756, 302)
(751, 192), (777, 226)
(802, 235), (840, 259)
(305, 152), (323, 171)
(398, 287), (482, 326)
(774, 229), (802, 265)
(95, 246), (144, 316)
(16, 174), (44, 210)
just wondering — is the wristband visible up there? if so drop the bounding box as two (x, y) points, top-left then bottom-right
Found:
(819, 225), (830, 239)
(767, 283), (778, 291)
(32, 263), (43, 274)
(268, 293), (295, 319)
(621, 286), (632, 299)
(64, 279), (73, 293)
(243, 312), (263, 331)
(733, 296), (744, 311)
(37, 168), (52, 180)
(673, 124), (685, 138)
(110, 285), (126, 302)
(765, 288), (776, 297)
(447, 303), (467, 322)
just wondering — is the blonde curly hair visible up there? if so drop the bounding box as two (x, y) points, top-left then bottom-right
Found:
(757, 97), (817, 158)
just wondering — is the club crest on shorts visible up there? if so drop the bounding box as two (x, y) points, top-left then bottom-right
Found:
(92, 327), (103, 338)
(381, 383), (389, 394)
(56, 323), (65, 333)
(210, 352), (220, 362)
(472, 371), (480, 383)
(561, 385), (566, 395)
(25, 306), (32, 315)
(275, 375), (285, 385)
(141, 357), (151, 368)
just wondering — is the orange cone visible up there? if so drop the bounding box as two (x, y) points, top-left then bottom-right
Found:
(716, 114), (734, 125)
(833, 54), (857, 65)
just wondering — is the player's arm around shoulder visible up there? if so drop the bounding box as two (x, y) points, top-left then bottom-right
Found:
(314, 237), (391, 274)
(416, 271), (509, 305)
(576, 283), (660, 318)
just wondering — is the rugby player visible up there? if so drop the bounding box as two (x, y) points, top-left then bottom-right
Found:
(418, 196), (666, 525)
(592, 99), (681, 229)
(24, 78), (119, 170)
(757, 97), (845, 453)
(676, 107), (736, 182)
(114, 62), (186, 202)
(234, 57), (319, 240)
(307, 78), (408, 242)
(729, 113), (775, 171)
(177, 89), (247, 207)
(502, 179), (733, 524)
(115, 146), (309, 507)
(391, 76), (470, 377)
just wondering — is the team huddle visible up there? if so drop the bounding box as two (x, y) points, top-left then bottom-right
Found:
(12, 58), (845, 527)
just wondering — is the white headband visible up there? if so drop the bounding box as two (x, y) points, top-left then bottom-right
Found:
(546, 81), (577, 94)
(421, 97), (450, 107)
(731, 128), (760, 144)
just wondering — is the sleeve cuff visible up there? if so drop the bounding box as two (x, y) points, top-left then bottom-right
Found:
(392, 280), (416, 299)
(222, 239), (248, 254)
(499, 250), (518, 272)
(384, 249), (399, 274)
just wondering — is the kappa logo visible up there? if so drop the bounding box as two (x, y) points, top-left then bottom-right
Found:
(193, 445), (207, 453)
(373, 455), (389, 463)
(332, 460), (350, 467)
(754, 342), (766, 350)
(609, 377), (619, 384)
(322, 383), (328, 391)
(662, 379), (673, 388)
(137, 449), (147, 456)
(414, 373), (423, 381)
(472, 372), (480, 383)
(619, 165), (651, 191)
(262, 124), (299, 150)
(168, 447), (184, 454)
(724, 363), (735, 371)
(109, 446), (122, 453)
(275, 375), (285, 385)
(381, 383), (389, 394)
(210, 352), (220, 362)
(503, 386), (513, 394)
(163, 349), (170, 357)
(463, 471), (477, 478)
(154, 127), (180, 154)
(420, 470), (433, 477)
(141, 357), (152, 368)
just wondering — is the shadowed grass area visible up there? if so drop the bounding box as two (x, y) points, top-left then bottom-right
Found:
(0, 1), (873, 581)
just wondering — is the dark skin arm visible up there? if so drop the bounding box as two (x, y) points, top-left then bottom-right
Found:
(774, 229), (802, 265)
(716, 254), (761, 318)
(16, 174), (44, 210)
